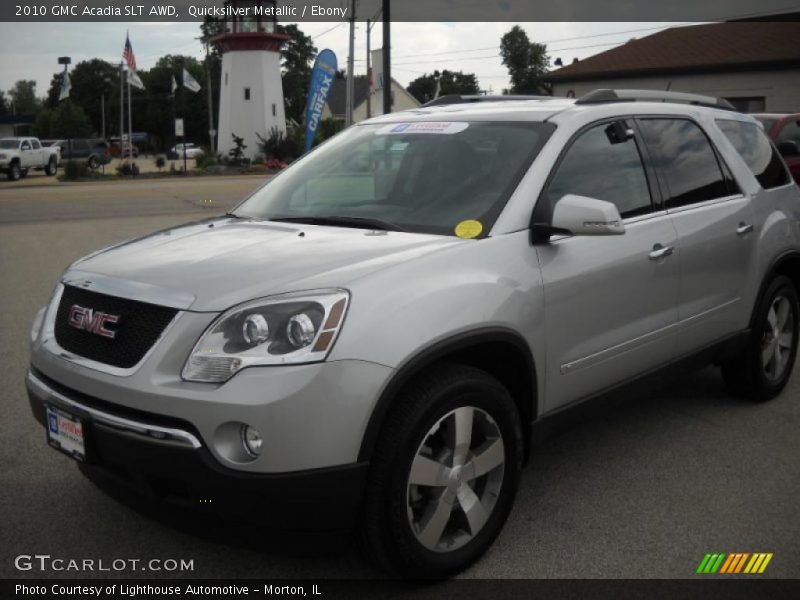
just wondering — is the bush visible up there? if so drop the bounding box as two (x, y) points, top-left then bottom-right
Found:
(155, 155), (166, 171)
(195, 153), (217, 170)
(116, 162), (140, 176)
(227, 134), (247, 166)
(257, 127), (301, 162)
(62, 159), (87, 180)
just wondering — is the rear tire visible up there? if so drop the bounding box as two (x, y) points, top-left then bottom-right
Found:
(45, 157), (57, 176)
(721, 275), (799, 401)
(358, 364), (523, 578)
(88, 155), (99, 170)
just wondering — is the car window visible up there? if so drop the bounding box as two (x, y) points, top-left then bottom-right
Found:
(638, 118), (736, 209)
(546, 120), (653, 219)
(753, 116), (779, 133)
(21, 140), (31, 150)
(776, 119), (800, 145)
(31, 139), (41, 149)
(235, 121), (554, 237)
(716, 119), (790, 189)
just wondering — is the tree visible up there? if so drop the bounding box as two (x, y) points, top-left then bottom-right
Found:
(8, 80), (40, 114)
(32, 108), (55, 138)
(277, 24), (317, 123)
(149, 55), (210, 150)
(46, 60), (119, 136)
(500, 26), (550, 95)
(50, 100), (93, 138)
(0, 90), (9, 116)
(407, 70), (481, 104)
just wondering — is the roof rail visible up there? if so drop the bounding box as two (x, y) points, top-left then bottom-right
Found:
(575, 89), (736, 111)
(422, 94), (552, 107)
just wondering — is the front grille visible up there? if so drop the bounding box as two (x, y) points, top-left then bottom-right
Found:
(54, 285), (178, 369)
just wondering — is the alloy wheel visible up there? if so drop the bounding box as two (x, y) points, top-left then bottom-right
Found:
(762, 295), (795, 382)
(406, 406), (505, 553)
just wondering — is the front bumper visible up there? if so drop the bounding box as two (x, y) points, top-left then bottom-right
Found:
(27, 369), (368, 532)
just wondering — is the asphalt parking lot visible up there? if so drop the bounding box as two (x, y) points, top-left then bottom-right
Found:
(1, 177), (798, 580)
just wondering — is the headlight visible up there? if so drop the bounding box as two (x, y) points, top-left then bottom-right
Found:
(182, 289), (349, 383)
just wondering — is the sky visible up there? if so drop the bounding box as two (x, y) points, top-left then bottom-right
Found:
(0, 21), (693, 100)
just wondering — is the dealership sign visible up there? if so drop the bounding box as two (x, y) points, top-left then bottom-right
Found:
(305, 49), (338, 153)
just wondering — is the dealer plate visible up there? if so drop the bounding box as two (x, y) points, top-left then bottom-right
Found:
(46, 405), (86, 462)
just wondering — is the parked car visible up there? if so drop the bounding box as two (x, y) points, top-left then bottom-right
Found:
(26, 90), (800, 578)
(171, 142), (205, 159)
(50, 139), (110, 170)
(108, 139), (139, 159)
(0, 136), (60, 180)
(753, 113), (800, 183)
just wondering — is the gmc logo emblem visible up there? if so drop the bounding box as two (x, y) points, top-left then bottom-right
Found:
(67, 305), (120, 339)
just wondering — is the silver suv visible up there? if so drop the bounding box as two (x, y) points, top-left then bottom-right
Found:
(27, 90), (800, 578)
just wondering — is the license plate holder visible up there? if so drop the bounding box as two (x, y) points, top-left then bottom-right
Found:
(45, 404), (88, 462)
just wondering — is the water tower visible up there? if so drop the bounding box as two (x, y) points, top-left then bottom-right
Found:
(213, 0), (289, 160)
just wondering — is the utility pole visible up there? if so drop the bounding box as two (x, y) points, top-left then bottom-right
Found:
(345, 0), (356, 126)
(382, 0), (391, 114)
(101, 93), (105, 140)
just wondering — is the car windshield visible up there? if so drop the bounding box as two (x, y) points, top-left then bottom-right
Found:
(233, 121), (554, 237)
(0, 140), (19, 149)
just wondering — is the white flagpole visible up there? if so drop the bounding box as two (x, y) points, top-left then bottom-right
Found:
(127, 70), (133, 163)
(119, 62), (124, 157)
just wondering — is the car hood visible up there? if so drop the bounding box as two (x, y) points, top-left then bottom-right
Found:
(66, 217), (461, 311)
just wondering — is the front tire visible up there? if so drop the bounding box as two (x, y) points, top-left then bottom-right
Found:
(88, 155), (99, 170)
(722, 275), (799, 401)
(359, 364), (523, 578)
(7, 161), (20, 181)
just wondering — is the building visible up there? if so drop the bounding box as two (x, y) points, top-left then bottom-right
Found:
(212, 0), (288, 160)
(544, 22), (800, 112)
(322, 76), (421, 123)
(0, 115), (34, 138)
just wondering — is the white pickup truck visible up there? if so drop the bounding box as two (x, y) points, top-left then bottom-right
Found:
(0, 137), (60, 181)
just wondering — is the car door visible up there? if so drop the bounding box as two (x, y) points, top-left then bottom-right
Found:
(636, 117), (757, 356)
(19, 139), (33, 168)
(535, 118), (680, 411)
(30, 138), (43, 165)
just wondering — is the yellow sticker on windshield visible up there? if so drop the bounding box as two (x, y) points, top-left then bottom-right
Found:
(455, 220), (483, 239)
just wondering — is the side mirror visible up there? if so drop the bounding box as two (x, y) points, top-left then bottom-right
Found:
(551, 194), (625, 236)
(777, 141), (799, 158)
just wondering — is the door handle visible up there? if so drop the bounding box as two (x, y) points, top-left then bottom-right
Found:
(736, 222), (754, 236)
(649, 244), (674, 261)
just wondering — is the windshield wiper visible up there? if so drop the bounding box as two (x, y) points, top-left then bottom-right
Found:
(269, 215), (406, 232)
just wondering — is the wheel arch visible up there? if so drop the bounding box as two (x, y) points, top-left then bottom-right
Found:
(753, 250), (800, 327)
(358, 328), (538, 463)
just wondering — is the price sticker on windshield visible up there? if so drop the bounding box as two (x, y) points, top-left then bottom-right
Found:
(377, 122), (470, 135)
(455, 220), (483, 239)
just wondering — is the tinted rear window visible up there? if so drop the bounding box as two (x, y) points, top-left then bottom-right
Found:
(716, 119), (790, 189)
(638, 118), (736, 209)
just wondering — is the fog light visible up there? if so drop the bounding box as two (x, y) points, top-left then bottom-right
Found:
(241, 425), (263, 457)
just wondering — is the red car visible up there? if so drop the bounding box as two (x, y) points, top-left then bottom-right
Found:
(753, 113), (800, 183)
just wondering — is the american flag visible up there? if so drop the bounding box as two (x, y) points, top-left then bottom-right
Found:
(123, 34), (137, 72)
